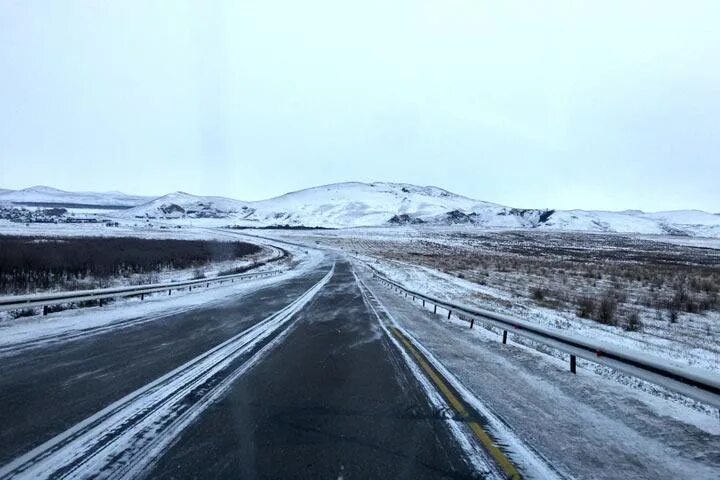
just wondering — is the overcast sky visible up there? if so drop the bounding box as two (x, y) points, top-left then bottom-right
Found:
(1, 1), (719, 211)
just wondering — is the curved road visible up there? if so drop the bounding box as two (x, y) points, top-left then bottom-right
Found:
(0, 255), (481, 479)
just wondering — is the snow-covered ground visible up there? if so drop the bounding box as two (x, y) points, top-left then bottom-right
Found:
(0, 220), (223, 239)
(357, 265), (720, 479)
(636, 234), (720, 249)
(363, 255), (719, 370)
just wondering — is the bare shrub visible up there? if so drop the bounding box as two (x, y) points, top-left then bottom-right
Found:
(10, 308), (36, 319)
(596, 291), (619, 326)
(622, 311), (643, 332)
(0, 236), (261, 294)
(44, 303), (71, 314)
(76, 298), (114, 309)
(531, 287), (547, 301)
(576, 297), (594, 318)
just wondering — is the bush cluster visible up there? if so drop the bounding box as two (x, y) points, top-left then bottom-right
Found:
(0, 236), (260, 294)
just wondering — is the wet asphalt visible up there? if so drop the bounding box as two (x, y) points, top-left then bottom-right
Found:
(0, 259), (477, 479)
(149, 261), (476, 479)
(0, 264), (329, 465)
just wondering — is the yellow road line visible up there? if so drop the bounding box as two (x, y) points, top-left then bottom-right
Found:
(391, 326), (523, 480)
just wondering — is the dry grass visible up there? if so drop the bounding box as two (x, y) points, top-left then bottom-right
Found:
(302, 230), (720, 331)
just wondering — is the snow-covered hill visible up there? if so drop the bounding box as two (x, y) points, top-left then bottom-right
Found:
(537, 209), (720, 237)
(123, 192), (249, 219)
(245, 182), (502, 228)
(121, 182), (551, 228)
(120, 181), (720, 237)
(0, 186), (150, 208)
(3, 182), (719, 237)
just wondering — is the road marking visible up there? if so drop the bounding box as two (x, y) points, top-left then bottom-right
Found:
(391, 326), (522, 480)
(355, 271), (523, 480)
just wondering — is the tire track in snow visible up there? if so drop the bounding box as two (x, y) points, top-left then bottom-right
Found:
(0, 264), (335, 480)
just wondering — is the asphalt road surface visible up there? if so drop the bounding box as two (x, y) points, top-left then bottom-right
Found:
(0, 258), (480, 479)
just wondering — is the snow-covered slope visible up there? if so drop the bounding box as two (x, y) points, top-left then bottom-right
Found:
(121, 182), (499, 226)
(242, 182), (504, 228)
(0, 186), (150, 208)
(6, 182), (719, 237)
(640, 210), (720, 226)
(123, 192), (249, 219)
(537, 210), (720, 237)
(120, 181), (720, 236)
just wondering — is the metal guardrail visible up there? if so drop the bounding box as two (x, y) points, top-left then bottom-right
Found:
(0, 242), (289, 315)
(370, 267), (720, 410)
(0, 269), (283, 314)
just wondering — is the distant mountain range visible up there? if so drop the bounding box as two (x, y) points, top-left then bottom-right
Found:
(1, 183), (719, 237)
(0, 186), (150, 209)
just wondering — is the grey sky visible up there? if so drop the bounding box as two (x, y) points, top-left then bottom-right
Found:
(1, 1), (718, 211)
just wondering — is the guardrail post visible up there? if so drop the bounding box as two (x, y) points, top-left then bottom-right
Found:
(447, 310), (452, 319)
(422, 299), (425, 307)
(207, 283), (209, 288)
(433, 305), (437, 314)
(502, 330), (508, 344)
(168, 289), (171, 296)
(43, 305), (48, 316)
(470, 318), (474, 329)
(570, 355), (577, 374)
(140, 293), (144, 301)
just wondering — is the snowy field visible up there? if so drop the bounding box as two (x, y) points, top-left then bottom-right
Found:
(273, 227), (720, 381)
